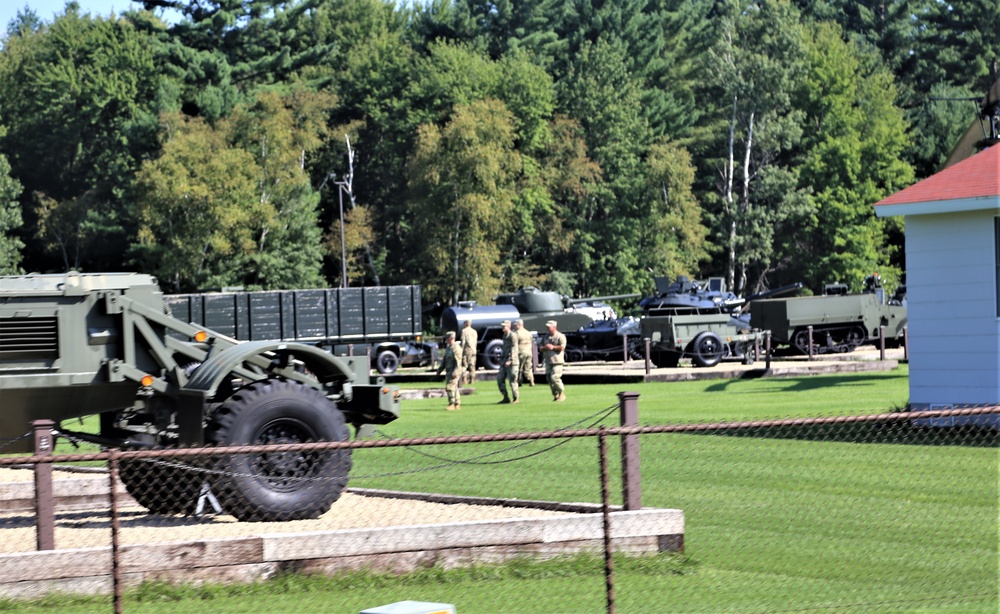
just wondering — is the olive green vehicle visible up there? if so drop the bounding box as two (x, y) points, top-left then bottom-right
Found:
(749, 275), (907, 354)
(0, 272), (400, 521)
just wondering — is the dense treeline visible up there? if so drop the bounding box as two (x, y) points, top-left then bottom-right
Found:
(0, 0), (996, 305)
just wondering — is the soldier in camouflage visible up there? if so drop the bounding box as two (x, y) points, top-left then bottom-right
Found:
(541, 320), (567, 402)
(514, 319), (535, 387)
(460, 319), (478, 385)
(497, 320), (520, 404)
(441, 331), (462, 410)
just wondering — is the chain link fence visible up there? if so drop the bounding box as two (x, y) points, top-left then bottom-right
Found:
(0, 405), (996, 613)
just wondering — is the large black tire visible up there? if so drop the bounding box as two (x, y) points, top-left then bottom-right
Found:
(690, 331), (724, 368)
(482, 339), (504, 370)
(206, 379), (352, 522)
(375, 349), (399, 375)
(119, 457), (204, 515)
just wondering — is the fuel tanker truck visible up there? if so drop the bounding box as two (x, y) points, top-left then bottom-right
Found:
(440, 287), (638, 369)
(0, 272), (400, 522)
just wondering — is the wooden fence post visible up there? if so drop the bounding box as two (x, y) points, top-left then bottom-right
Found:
(618, 392), (641, 511)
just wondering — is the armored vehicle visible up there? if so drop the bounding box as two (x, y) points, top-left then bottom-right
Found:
(0, 272), (400, 522)
(749, 274), (907, 354)
(639, 277), (801, 368)
(440, 287), (638, 369)
(167, 285), (434, 375)
(564, 316), (642, 362)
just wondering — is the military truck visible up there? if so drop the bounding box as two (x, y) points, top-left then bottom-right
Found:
(440, 287), (638, 369)
(749, 275), (907, 354)
(166, 285), (434, 375)
(0, 272), (400, 522)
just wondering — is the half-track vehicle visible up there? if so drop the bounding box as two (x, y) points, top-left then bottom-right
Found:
(440, 287), (638, 369)
(0, 272), (400, 522)
(639, 276), (801, 368)
(166, 285), (435, 375)
(749, 274), (907, 354)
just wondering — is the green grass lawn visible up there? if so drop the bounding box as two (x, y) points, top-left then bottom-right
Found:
(7, 364), (998, 613)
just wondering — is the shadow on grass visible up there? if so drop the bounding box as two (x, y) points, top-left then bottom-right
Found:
(704, 371), (909, 393)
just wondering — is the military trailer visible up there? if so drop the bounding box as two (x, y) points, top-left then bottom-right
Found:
(440, 287), (638, 369)
(749, 275), (907, 354)
(166, 285), (433, 375)
(638, 276), (798, 368)
(0, 272), (400, 522)
(640, 312), (764, 368)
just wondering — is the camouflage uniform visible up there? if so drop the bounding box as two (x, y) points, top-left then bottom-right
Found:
(460, 321), (478, 385)
(541, 320), (567, 401)
(497, 321), (520, 403)
(442, 333), (462, 410)
(514, 320), (535, 386)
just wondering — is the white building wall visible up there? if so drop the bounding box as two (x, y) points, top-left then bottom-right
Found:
(906, 210), (1000, 408)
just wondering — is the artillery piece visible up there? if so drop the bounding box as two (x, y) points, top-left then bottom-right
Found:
(0, 273), (400, 522)
(441, 287), (638, 369)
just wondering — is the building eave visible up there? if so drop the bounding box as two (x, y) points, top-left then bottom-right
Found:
(874, 195), (1000, 218)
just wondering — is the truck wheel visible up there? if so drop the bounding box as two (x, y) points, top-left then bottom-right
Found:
(119, 458), (203, 515)
(651, 350), (680, 368)
(690, 331), (724, 367)
(482, 339), (504, 370)
(206, 379), (352, 522)
(375, 349), (399, 375)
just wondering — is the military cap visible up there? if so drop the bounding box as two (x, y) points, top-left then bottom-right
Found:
(445, 331), (456, 339)
(545, 320), (558, 327)
(500, 320), (511, 327)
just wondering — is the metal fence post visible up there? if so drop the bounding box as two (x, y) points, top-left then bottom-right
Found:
(644, 338), (651, 375)
(598, 428), (615, 614)
(108, 450), (124, 614)
(765, 331), (772, 370)
(807, 325), (814, 361)
(618, 391), (641, 511)
(32, 420), (55, 551)
(622, 335), (628, 365)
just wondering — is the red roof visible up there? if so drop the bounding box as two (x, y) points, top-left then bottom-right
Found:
(875, 145), (1000, 207)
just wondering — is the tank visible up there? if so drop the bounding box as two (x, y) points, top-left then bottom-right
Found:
(441, 287), (639, 369)
(749, 274), (907, 354)
(640, 276), (741, 315)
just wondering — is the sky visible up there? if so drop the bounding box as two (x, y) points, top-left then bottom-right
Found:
(1, 1), (178, 35)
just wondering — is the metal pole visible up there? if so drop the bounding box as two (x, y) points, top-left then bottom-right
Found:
(32, 420), (55, 551)
(598, 428), (616, 614)
(765, 331), (772, 370)
(108, 450), (124, 614)
(338, 184), (348, 288)
(622, 335), (628, 365)
(644, 338), (651, 375)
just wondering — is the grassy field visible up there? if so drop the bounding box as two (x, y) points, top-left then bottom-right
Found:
(6, 364), (999, 613)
